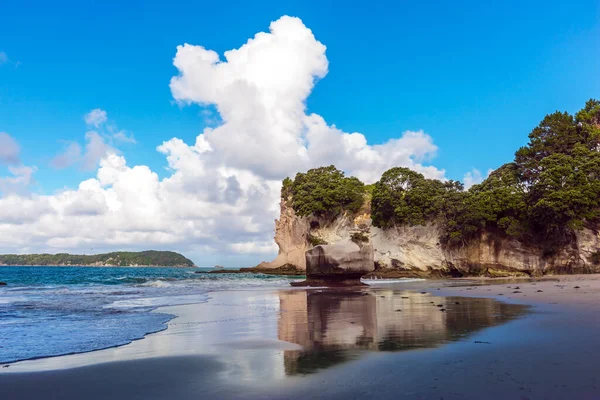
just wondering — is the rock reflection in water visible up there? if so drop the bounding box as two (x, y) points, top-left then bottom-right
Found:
(278, 289), (527, 375)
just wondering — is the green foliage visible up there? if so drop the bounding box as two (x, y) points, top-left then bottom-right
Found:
(281, 177), (293, 200)
(288, 165), (366, 217)
(371, 167), (451, 228)
(350, 232), (369, 244)
(278, 99), (600, 254)
(370, 99), (600, 251)
(513, 100), (600, 247)
(307, 234), (328, 246)
(0, 251), (194, 267)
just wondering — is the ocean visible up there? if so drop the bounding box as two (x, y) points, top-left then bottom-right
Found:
(0, 266), (302, 364)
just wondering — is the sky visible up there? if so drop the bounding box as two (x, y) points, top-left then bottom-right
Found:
(0, 0), (598, 266)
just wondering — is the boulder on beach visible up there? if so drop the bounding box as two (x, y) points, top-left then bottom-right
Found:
(293, 239), (374, 286)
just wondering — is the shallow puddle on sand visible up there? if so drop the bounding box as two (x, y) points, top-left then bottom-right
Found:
(277, 288), (528, 375)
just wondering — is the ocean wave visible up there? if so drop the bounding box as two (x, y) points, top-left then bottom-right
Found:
(140, 280), (172, 288)
(0, 265), (299, 364)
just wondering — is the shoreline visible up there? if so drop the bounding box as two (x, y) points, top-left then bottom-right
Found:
(3, 275), (600, 399)
(0, 265), (195, 268)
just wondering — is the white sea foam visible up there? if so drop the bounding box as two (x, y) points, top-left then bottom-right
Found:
(140, 280), (172, 288)
(107, 293), (211, 309)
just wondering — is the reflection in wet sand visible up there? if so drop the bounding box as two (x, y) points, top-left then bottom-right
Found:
(278, 289), (527, 375)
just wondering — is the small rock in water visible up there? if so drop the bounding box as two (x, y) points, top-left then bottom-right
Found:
(537, 290), (543, 293)
(455, 301), (461, 305)
(436, 304), (443, 307)
(0, 282), (6, 286)
(497, 293), (504, 296)
(440, 308), (446, 312)
(2, 365), (8, 368)
(420, 292), (427, 294)
(474, 341), (492, 345)
(514, 286), (520, 290)
(574, 286), (581, 289)
(395, 309), (402, 312)
(401, 296), (409, 299)
(513, 291), (522, 294)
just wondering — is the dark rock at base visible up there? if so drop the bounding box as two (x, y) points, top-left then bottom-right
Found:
(290, 279), (368, 287)
(0, 282), (6, 286)
(200, 269), (244, 274)
(241, 264), (305, 276)
(197, 264), (306, 276)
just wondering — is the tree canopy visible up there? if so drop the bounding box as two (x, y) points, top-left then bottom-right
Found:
(285, 165), (366, 218)
(371, 99), (600, 250)
(283, 99), (600, 253)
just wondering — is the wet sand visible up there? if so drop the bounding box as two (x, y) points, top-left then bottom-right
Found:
(2, 275), (600, 399)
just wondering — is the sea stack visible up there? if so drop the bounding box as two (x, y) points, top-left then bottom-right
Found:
(292, 238), (374, 286)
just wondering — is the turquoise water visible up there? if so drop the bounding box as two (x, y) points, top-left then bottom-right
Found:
(0, 266), (301, 364)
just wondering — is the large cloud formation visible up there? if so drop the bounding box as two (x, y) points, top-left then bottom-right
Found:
(0, 16), (445, 265)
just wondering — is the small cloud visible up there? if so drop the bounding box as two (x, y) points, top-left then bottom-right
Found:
(0, 52), (20, 68)
(83, 131), (114, 171)
(0, 165), (37, 195)
(51, 142), (82, 169)
(53, 109), (131, 171)
(50, 132), (116, 172)
(113, 131), (136, 144)
(0, 132), (21, 165)
(84, 109), (108, 128)
(463, 169), (483, 189)
(463, 168), (494, 189)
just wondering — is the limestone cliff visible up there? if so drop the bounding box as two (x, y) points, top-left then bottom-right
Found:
(259, 200), (600, 277)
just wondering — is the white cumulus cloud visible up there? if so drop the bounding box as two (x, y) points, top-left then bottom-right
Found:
(0, 16), (447, 266)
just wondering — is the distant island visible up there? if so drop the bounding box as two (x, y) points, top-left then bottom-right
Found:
(0, 251), (195, 267)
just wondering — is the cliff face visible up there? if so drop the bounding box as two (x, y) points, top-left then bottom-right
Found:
(260, 201), (600, 277)
(257, 199), (311, 270)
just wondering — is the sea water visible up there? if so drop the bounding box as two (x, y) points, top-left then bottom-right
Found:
(0, 266), (301, 364)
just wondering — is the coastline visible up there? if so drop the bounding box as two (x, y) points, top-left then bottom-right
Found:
(2, 275), (600, 399)
(0, 264), (195, 268)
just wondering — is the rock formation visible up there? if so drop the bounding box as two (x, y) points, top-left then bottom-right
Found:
(294, 239), (374, 286)
(258, 199), (600, 278)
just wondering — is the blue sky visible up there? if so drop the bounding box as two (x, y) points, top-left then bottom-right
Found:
(2, 0), (599, 191)
(0, 1), (598, 264)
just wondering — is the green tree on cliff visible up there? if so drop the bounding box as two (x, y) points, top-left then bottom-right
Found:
(369, 98), (600, 251)
(288, 165), (366, 217)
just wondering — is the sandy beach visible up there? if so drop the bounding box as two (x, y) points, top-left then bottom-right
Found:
(2, 275), (600, 399)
